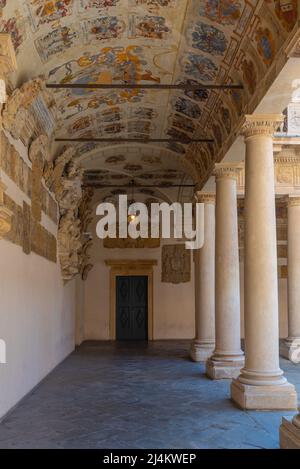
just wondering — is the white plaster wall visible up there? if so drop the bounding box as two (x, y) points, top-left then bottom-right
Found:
(0, 134), (76, 419)
(0, 239), (76, 418)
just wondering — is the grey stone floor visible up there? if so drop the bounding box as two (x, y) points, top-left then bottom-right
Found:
(0, 341), (299, 449)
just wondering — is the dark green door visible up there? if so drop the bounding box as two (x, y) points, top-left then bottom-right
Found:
(116, 276), (148, 341)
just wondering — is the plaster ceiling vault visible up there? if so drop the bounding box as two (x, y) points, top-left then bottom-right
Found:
(0, 1), (299, 199)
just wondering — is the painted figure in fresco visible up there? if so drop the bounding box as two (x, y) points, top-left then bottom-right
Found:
(86, 16), (124, 41)
(49, 46), (160, 86)
(36, 26), (78, 62)
(132, 107), (157, 120)
(0, 17), (24, 52)
(132, 15), (170, 39)
(183, 79), (209, 102)
(212, 124), (222, 146)
(172, 114), (195, 134)
(199, 0), (242, 26)
(241, 59), (257, 95)
(192, 22), (227, 56)
(267, 0), (298, 32)
(127, 120), (152, 134)
(167, 127), (192, 144)
(132, 0), (175, 8)
(174, 97), (201, 120)
(230, 89), (243, 115)
(27, 0), (73, 29)
(101, 107), (122, 122)
(220, 106), (231, 134)
(167, 142), (186, 154)
(184, 54), (218, 82)
(255, 27), (276, 66)
(79, 0), (120, 10)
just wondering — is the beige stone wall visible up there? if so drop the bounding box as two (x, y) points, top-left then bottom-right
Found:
(81, 209), (289, 342)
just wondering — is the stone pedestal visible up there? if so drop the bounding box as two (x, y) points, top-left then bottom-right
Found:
(206, 166), (244, 379)
(280, 196), (300, 363)
(280, 414), (300, 449)
(190, 193), (215, 363)
(231, 114), (297, 410)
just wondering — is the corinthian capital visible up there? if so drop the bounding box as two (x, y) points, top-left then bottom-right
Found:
(287, 195), (300, 208)
(195, 192), (216, 204)
(241, 114), (284, 139)
(214, 163), (243, 181)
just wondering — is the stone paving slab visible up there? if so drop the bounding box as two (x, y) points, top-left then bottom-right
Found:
(0, 341), (299, 449)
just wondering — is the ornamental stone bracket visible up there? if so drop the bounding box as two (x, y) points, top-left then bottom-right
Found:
(0, 33), (17, 79)
(0, 33), (17, 126)
(0, 179), (12, 239)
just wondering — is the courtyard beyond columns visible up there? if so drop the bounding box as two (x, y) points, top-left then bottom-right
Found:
(0, 341), (299, 450)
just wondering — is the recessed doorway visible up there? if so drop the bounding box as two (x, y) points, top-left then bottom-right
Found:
(116, 276), (148, 341)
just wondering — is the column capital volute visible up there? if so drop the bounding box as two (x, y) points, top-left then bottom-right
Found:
(287, 195), (300, 208)
(194, 192), (216, 204)
(214, 163), (242, 181)
(241, 114), (284, 139)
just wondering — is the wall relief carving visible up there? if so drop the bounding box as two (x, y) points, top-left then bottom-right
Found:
(0, 132), (57, 224)
(161, 244), (191, 284)
(44, 146), (85, 281)
(2, 77), (56, 146)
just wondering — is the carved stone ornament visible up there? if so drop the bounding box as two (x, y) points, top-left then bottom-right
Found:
(162, 244), (191, 284)
(241, 114), (284, 139)
(214, 163), (242, 181)
(195, 192), (216, 204)
(0, 179), (12, 239)
(29, 135), (50, 222)
(58, 209), (82, 281)
(2, 77), (56, 145)
(0, 33), (17, 79)
(82, 264), (93, 281)
(44, 147), (83, 215)
(288, 196), (300, 208)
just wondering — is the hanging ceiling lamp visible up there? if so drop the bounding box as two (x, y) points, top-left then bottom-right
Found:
(128, 180), (137, 223)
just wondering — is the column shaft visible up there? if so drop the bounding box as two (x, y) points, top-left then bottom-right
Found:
(280, 197), (300, 362)
(190, 195), (215, 362)
(231, 114), (297, 410)
(206, 167), (244, 379)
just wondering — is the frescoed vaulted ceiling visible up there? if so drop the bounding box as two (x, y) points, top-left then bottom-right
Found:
(0, 0), (298, 199)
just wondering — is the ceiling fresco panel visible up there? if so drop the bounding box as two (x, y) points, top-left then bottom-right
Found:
(0, 0), (298, 188)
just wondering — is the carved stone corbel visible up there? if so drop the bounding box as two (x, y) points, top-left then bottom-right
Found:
(0, 33), (17, 127)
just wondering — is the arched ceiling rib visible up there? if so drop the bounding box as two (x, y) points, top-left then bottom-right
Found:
(0, 0), (298, 192)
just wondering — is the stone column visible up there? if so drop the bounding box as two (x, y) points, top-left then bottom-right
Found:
(280, 196), (300, 362)
(206, 165), (244, 379)
(190, 193), (215, 362)
(231, 114), (297, 410)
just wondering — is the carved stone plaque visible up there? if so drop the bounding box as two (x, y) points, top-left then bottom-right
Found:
(161, 244), (191, 284)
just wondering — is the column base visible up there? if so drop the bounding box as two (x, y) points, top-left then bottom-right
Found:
(280, 338), (300, 363)
(231, 379), (298, 410)
(190, 340), (215, 362)
(206, 355), (244, 380)
(280, 415), (300, 449)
